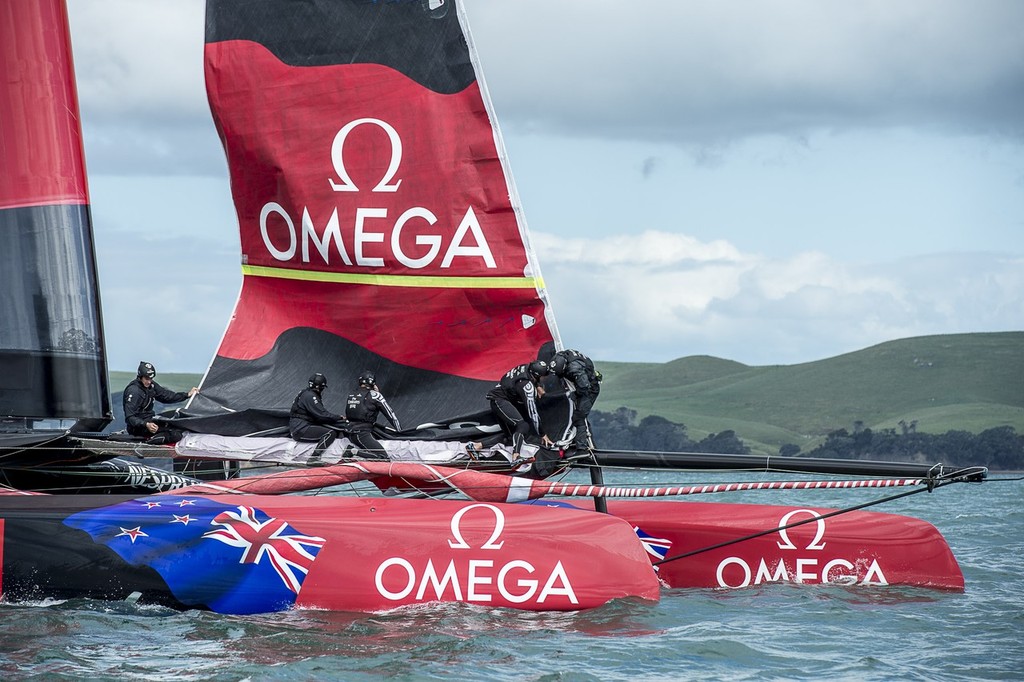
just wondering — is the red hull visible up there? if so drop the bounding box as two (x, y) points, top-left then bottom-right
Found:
(590, 499), (964, 591)
(0, 494), (660, 614)
(158, 461), (967, 594)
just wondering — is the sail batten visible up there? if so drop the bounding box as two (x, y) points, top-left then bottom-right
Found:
(242, 264), (544, 290)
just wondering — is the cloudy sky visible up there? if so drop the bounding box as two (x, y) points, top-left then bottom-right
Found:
(66, 0), (1023, 373)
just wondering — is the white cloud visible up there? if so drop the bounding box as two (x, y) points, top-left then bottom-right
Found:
(69, 0), (221, 175)
(536, 231), (1024, 365)
(70, 0), (206, 118)
(533, 230), (746, 267)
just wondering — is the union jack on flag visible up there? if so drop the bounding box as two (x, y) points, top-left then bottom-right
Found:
(634, 526), (672, 561)
(203, 505), (325, 594)
(64, 497), (326, 614)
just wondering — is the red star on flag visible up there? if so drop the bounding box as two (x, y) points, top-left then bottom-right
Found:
(116, 526), (149, 543)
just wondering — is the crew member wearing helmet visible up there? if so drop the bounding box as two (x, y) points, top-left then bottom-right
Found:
(486, 360), (554, 462)
(289, 373), (347, 466)
(549, 349), (602, 452)
(345, 371), (401, 460)
(123, 361), (198, 445)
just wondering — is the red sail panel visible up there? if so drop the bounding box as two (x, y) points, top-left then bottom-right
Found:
(0, 0), (88, 209)
(220, 278), (552, 380)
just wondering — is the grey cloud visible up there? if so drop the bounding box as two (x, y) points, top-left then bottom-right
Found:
(469, 0), (1024, 146)
(97, 229), (238, 372)
(68, 0), (1024, 175)
(640, 156), (660, 179)
(83, 122), (227, 177)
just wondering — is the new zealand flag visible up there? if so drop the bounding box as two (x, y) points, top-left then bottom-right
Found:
(65, 497), (325, 614)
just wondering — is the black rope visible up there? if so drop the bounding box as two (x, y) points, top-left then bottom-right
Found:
(652, 474), (973, 567)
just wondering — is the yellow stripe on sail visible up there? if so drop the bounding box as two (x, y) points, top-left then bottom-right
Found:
(241, 264), (543, 289)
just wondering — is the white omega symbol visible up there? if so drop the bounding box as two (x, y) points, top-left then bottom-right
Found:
(448, 503), (506, 550)
(776, 509), (827, 550)
(329, 118), (403, 193)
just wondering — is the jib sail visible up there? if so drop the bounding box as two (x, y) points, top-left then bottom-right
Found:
(193, 0), (559, 428)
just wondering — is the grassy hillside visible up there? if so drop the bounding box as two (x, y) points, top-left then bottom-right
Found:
(595, 332), (1024, 455)
(107, 332), (1023, 455)
(109, 371), (201, 395)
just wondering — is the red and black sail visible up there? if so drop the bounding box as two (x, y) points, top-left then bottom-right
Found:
(193, 0), (559, 428)
(0, 0), (110, 423)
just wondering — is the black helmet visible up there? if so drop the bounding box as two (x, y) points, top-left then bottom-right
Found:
(528, 360), (549, 380)
(549, 354), (567, 376)
(137, 361), (156, 379)
(358, 370), (376, 388)
(308, 373), (328, 391)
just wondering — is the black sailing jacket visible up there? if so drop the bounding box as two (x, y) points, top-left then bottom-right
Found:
(345, 387), (401, 431)
(123, 378), (190, 433)
(289, 387), (345, 433)
(486, 364), (543, 434)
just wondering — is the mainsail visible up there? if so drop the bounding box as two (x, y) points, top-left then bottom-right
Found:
(0, 0), (110, 426)
(193, 0), (559, 429)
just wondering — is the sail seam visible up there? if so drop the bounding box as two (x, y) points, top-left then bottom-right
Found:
(242, 264), (543, 289)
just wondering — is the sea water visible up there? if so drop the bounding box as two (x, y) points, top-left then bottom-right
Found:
(1, 472), (1021, 681)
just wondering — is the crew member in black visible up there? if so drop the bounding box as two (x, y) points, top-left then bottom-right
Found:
(290, 373), (347, 466)
(486, 360), (553, 461)
(549, 349), (602, 451)
(123, 361), (198, 445)
(345, 371), (401, 460)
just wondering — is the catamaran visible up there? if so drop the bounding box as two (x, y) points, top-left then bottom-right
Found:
(0, 0), (984, 615)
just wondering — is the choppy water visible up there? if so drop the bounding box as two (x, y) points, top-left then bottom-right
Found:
(1, 473), (1021, 681)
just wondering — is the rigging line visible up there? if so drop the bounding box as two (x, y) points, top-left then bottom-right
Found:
(0, 433), (73, 461)
(595, 448), (745, 457)
(652, 475), (970, 567)
(571, 459), (989, 482)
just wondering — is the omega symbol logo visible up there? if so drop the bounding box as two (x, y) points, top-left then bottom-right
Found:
(776, 509), (827, 550)
(448, 503), (506, 550)
(258, 117), (498, 270)
(329, 118), (403, 193)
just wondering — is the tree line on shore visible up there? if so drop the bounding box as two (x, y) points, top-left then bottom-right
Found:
(589, 407), (749, 455)
(589, 407), (1023, 470)
(796, 424), (1022, 470)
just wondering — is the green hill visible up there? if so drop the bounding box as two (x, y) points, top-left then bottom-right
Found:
(595, 332), (1024, 455)
(108, 332), (1023, 456)
(109, 371), (200, 395)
